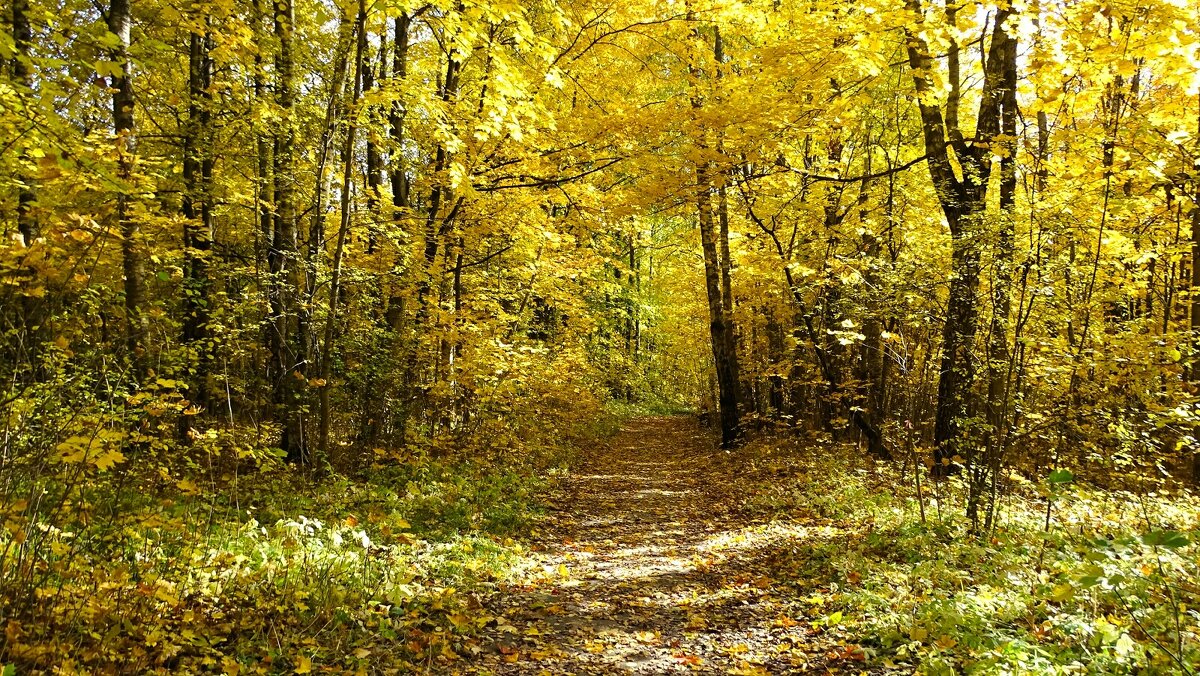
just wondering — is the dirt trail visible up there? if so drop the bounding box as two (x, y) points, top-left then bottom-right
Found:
(468, 417), (843, 675)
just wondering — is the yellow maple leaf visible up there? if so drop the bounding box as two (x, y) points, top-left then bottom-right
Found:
(92, 448), (125, 471)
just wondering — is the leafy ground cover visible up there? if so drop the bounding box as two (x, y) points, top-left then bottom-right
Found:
(461, 417), (1199, 675)
(4, 415), (1197, 674)
(0, 434), (573, 674)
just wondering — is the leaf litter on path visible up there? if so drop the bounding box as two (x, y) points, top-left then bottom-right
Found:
(461, 417), (887, 675)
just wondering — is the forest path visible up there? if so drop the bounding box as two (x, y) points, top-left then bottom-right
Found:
(466, 416), (848, 675)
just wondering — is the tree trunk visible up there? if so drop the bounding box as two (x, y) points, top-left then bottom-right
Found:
(108, 0), (144, 376)
(717, 183), (743, 415)
(697, 165), (741, 448)
(933, 207), (982, 468)
(690, 19), (740, 447)
(980, 29), (1018, 527)
(1191, 118), (1200, 482)
(252, 0), (275, 424)
(389, 13), (411, 214)
(409, 43), (460, 430)
(182, 23), (214, 409)
(364, 39), (383, 254)
(299, 13), (353, 448)
(904, 0), (1011, 474)
(12, 0), (36, 244)
(271, 0), (306, 462)
(318, 0), (366, 462)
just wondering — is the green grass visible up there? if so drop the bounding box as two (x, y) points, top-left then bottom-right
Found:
(0, 446), (561, 673)
(731, 438), (1200, 675)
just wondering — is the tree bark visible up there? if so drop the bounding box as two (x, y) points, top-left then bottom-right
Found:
(716, 183), (744, 415)
(689, 20), (741, 447)
(390, 13), (411, 213)
(904, 0), (1011, 471)
(697, 166), (741, 448)
(12, 0), (36, 244)
(713, 28), (743, 419)
(1190, 96), (1200, 481)
(364, 38), (384, 254)
(980, 26), (1018, 526)
(271, 0), (306, 462)
(182, 21), (214, 408)
(318, 0), (366, 461)
(108, 0), (144, 376)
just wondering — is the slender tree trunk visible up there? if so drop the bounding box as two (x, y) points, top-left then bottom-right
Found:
(697, 166), (740, 447)
(980, 29), (1018, 528)
(378, 12), (412, 443)
(364, 39), (383, 254)
(318, 0), (366, 461)
(389, 13), (411, 215)
(712, 21), (742, 421)
(12, 0), (36, 244)
(271, 0), (306, 462)
(690, 18), (740, 447)
(182, 22), (213, 409)
(716, 184), (743, 413)
(108, 0), (144, 376)
(252, 0), (275, 422)
(1190, 96), (1200, 482)
(409, 42), (460, 429)
(420, 52), (460, 290)
(299, 14), (353, 441)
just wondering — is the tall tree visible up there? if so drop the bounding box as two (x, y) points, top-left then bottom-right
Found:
(270, 0), (306, 461)
(12, 0), (36, 245)
(689, 18), (741, 448)
(903, 0), (1013, 470)
(108, 0), (144, 374)
(182, 11), (214, 408)
(980, 24), (1019, 526)
(318, 0), (367, 459)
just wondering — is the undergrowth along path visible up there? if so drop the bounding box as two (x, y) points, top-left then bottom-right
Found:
(468, 416), (861, 675)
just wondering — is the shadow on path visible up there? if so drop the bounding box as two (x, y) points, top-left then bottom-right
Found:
(464, 417), (858, 675)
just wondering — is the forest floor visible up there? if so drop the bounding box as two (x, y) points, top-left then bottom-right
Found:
(9, 414), (1195, 673)
(466, 416), (868, 675)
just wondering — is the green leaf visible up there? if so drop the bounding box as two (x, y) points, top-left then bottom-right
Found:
(1142, 531), (1190, 549)
(1047, 469), (1074, 484)
(1050, 583), (1075, 601)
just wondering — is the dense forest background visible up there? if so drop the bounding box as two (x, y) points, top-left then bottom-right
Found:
(2, 0), (1200, 672)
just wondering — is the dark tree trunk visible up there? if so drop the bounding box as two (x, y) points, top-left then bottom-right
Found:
(980, 29), (1019, 527)
(389, 13), (411, 214)
(904, 0), (1012, 473)
(1191, 122), (1200, 482)
(108, 0), (144, 376)
(12, 0), (36, 244)
(364, 40), (383, 254)
(182, 23), (214, 408)
(717, 183), (743, 415)
(697, 165), (741, 448)
(271, 0), (307, 462)
(252, 0), (275, 425)
(318, 0), (367, 461)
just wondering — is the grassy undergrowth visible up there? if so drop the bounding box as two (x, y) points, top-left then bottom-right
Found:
(729, 436), (1200, 674)
(0, 433), (586, 674)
